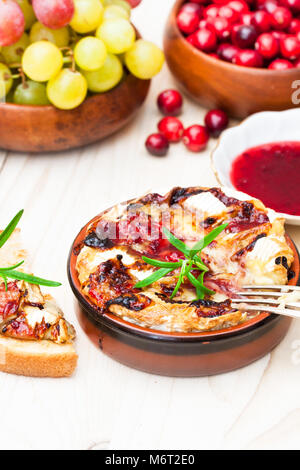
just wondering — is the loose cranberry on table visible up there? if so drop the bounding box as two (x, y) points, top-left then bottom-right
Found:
(157, 90), (183, 116)
(145, 133), (169, 157)
(217, 43), (240, 62)
(268, 57), (294, 68)
(204, 109), (229, 137)
(182, 125), (209, 152)
(232, 24), (258, 48)
(255, 32), (279, 58)
(157, 117), (184, 143)
(235, 49), (264, 66)
(280, 35), (300, 59)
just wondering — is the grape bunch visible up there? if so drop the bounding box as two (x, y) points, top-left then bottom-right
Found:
(0, 0), (164, 109)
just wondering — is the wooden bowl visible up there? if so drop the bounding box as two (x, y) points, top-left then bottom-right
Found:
(67, 210), (300, 377)
(0, 73), (150, 153)
(164, 0), (300, 119)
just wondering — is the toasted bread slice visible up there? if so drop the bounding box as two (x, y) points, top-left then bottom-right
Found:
(0, 229), (77, 377)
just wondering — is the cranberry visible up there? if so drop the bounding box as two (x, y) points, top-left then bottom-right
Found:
(217, 43), (240, 62)
(199, 19), (216, 31)
(226, 0), (249, 14)
(204, 4), (220, 18)
(255, 32), (279, 58)
(204, 109), (229, 137)
(186, 33), (197, 46)
(280, 35), (300, 59)
(232, 24), (258, 48)
(271, 30), (287, 40)
(182, 125), (209, 152)
(219, 5), (240, 23)
(145, 133), (169, 157)
(193, 27), (218, 51)
(270, 7), (292, 30)
(281, 0), (300, 14)
(210, 17), (231, 40)
(257, 0), (278, 13)
(251, 10), (271, 32)
(268, 57), (294, 68)
(234, 49), (264, 66)
(177, 7), (201, 35)
(294, 57), (300, 66)
(157, 90), (183, 116)
(190, 0), (208, 3)
(180, 2), (204, 16)
(209, 52), (219, 58)
(240, 12), (253, 25)
(288, 18), (300, 34)
(157, 117), (184, 143)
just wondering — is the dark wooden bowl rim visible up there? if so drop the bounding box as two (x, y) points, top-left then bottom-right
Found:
(67, 204), (300, 343)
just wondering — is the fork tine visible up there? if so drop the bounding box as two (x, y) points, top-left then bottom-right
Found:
(237, 291), (284, 297)
(242, 285), (300, 291)
(231, 303), (300, 319)
(232, 298), (300, 308)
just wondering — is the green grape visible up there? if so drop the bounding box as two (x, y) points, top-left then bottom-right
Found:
(22, 41), (63, 82)
(125, 40), (165, 79)
(70, 0), (103, 34)
(30, 22), (70, 48)
(103, 0), (131, 16)
(16, 0), (36, 31)
(103, 5), (130, 20)
(0, 63), (13, 100)
(2, 33), (30, 65)
(13, 80), (50, 105)
(47, 68), (87, 110)
(74, 36), (107, 71)
(96, 19), (135, 54)
(83, 53), (123, 92)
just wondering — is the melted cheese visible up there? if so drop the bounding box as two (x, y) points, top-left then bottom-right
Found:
(183, 192), (226, 216)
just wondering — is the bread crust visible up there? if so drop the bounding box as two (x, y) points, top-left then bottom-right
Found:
(0, 336), (77, 377)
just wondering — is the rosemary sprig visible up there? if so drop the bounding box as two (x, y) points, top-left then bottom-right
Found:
(134, 223), (228, 300)
(0, 210), (61, 290)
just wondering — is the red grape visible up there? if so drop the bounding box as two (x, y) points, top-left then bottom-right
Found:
(32, 0), (74, 30)
(0, 0), (25, 47)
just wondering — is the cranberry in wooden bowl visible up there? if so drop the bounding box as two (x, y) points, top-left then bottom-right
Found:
(68, 189), (300, 377)
(164, 0), (300, 118)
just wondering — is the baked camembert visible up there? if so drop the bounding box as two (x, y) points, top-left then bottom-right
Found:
(76, 187), (294, 333)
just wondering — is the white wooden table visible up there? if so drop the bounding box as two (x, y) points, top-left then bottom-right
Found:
(0, 0), (300, 450)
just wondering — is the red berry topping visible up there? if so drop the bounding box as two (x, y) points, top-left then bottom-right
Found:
(270, 6), (292, 30)
(145, 134), (169, 157)
(193, 27), (218, 51)
(280, 35), (300, 59)
(251, 10), (271, 32)
(217, 43), (240, 62)
(157, 89), (183, 116)
(157, 117), (184, 143)
(268, 57), (294, 68)
(204, 109), (229, 137)
(235, 49), (264, 66)
(232, 24), (258, 48)
(255, 32), (279, 58)
(183, 125), (209, 152)
(177, 6), (202, 35)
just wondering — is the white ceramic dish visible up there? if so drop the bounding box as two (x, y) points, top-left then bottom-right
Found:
(211, 109), (300, 226)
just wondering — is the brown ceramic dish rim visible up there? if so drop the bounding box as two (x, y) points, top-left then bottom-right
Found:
(67, 206), (300, 343)
(172, 0), (300, 76)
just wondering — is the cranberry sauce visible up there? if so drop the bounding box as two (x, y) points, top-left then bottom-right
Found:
(230, 141), (300, 216)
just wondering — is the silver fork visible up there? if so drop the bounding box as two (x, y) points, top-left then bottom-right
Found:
(231, 285), (300, 319)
